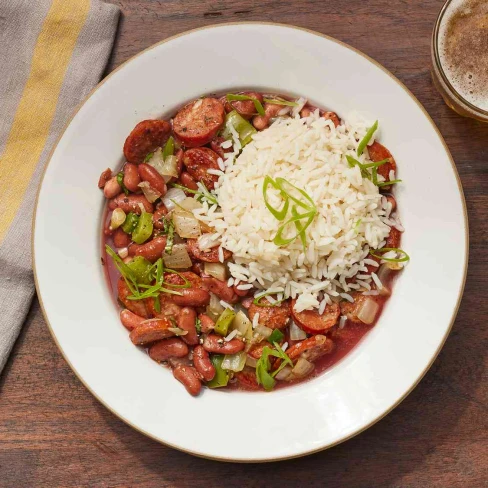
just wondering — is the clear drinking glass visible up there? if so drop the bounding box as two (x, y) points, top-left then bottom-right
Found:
(431, 0), (488, 122)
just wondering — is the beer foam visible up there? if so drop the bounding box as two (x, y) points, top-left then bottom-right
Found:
(438, 0), (488, 111)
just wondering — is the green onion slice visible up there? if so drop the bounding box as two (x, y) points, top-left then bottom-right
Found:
(275, 177), (315, 211)
(116, 172), (129, 196)
(263, 176), (289, 221)
(273, 210), (315, 247)
(267, 329), (284, 344)
(370, 247), (410, 263)
(262, 98), (298, 107)
(162, 136), (174, 159)
(253, 291), (284, 307)
(171, 183), (218, 206)
(357, 120), (378, 156)
(226, 94), (265, 116)
(377, 179), (402, 187)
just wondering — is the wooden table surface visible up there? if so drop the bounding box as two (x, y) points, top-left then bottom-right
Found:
(1, 0), (487, 486)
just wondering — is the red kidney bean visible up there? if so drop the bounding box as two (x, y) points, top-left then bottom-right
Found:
(138, 163), (167, 195)
(202, 276), (238, 304)
(113, 228), (131, 248)
(233, 284), (249, 297)
(123, 163), (141, 192)
(224, 91), (263, 119)
(173, 364), (202, 396)
(323, 111), (341, 127)
(128, 236), (167, 262)
(152, 204), (168, 230)
(198, 313), (215, 333)
(386, 226), (401, 248)
(98, 168), (112, 188)
(193, 345), (215, 381)
(149, 338), (189, 362)
(241, 297), (253, 309)
(180, 172), (199, 191)
(177, 307), (199, 345)
(386, 194), (397, 212)
(129, 317), (175, 345)
(252, 103), (283, 130)
(103, 176), (122, 199)
(120, 309), (145, 331)
(176, 148), (184, 175)
(171, 288), (210, 307)
(109, 194), (153, 214)
(123, 119), (171, 164)
(203, 334), (245, 354)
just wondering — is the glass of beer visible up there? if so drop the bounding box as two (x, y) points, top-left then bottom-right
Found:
(431, 0), (488, 122)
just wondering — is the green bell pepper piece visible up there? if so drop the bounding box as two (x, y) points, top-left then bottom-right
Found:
(162, 136), (175, 159)
(221, 110), (257, 147)
(207, 354), (229, 388)
(214, 308), (236, 336)
(121, 212), (139, 234)
(132, 211), (153, 244)
(125, 256), (153, 285)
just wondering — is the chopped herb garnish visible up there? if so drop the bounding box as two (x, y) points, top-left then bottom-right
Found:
(377, 179), (402, 187)
(253, 291), (285, 307)
(267, 329), (284, 344)
(121, 212), (139, 234)
(370, 247), (410, 263)
(255, 342), (293, 391)
(162, 136), (175, 159)
(195, 317), (202, 334)
(357, 120), (378, 156)
(144, 152), (154, 162)
(164, 219), (175, 255)
(262, 98), (298, 107)
(153, 294), (161, 313)
(171, 182), (218, 206)
(226, 94), (265, 116)
(116, 172), (129, 196)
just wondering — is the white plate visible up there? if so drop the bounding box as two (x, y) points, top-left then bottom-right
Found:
(33, 23), (468, 462)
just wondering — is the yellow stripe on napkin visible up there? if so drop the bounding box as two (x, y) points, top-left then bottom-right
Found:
(0, 0), (90, 244)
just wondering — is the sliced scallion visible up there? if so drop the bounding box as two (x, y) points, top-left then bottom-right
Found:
(262, 98), (298, 107)
(370, 247), (410, 263)
(263, 176), (289, 221)
(226, 94), (265, 116)
(377, 179), (402, 187)
(357, 120), (378, 156)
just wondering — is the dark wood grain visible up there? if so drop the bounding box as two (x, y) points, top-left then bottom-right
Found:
(1, 0), (487, 486)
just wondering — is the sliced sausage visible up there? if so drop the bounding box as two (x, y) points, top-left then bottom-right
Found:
(203, 334), (245, 354)
(177, 307), (199, 345)
(173, 364), (202, 396)
(248, 300), (291, 330)
(123, 119), (171, 164)
(367, 141), (397, 182)
(224, 92), (264, 119)
(193, 346), (215, 382)
(109, 194), (153, 214)
(386, 226), (401, 248)
(117, 277), (148, 318)
(183, 147), (220, 190)
(138, 163), (167, 195)
(98, 168), (112, 188)
(202, 276), (238, 304)
(129, 317), (175, 345)
(129, 236), (167, 263)
(148, 338), (189, 362)
(186, 238), (232, 263)
(287, 335), (334, 363)
(290, 299), (340, 334)
(173, 98), (225, 148)
(123, 163), (141, 192)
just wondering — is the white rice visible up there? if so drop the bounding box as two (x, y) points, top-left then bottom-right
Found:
(195, 111), (400, 312)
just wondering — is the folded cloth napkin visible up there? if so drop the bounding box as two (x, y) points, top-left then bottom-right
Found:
(0, 0), (120, 373)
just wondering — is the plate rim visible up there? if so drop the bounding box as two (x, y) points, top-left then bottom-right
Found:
(32, 21), (469, 463)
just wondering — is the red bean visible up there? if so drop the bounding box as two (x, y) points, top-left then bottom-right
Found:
(148, 338), (189, 362)
(120, 309), (145, 331)
(202, 276), (238, 304)
(123, 163), (141, 192)
(98, 168), (112, 188)
(117, 278), (148, 318)
(177, 307), (199, 345)
(198, 313), (215, 333)
(203, 334), (245, 354)
(180, 172), (199, 191)
(173, 364), (202, 396)
(113, 228), (131, 248)
(138, 163), (167, 195)
(171, 288), (210, 308)
(109, 194), (153, 214)
(233, 284), (249, 297)
(128, 236), (167, 263)
(152, 204), (168, 230)
(129, 317), (175, 345)
(193, 346), (215, 381)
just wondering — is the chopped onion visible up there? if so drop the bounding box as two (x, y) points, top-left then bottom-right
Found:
(146, 148), (178, 182)
(198, 233), (220, 251)
(168, 327), (188, 336)
(375, 264), (394, 296)
(117, 247), (128, 259)
(245, 355), (257, 368)
(291, 358), (314, 378)
(162, 187), (186, 211)
(138, 181), (161, 203)
(231, 310), (252, 340)
(179, 197), (202, 212)
(289, 320), (307, 341)
(357, 298), (380, 325)
(254, 324), (272, 338)
(172, 207), (201, 238)
(221, 351), (246, 372)
(110, 208), (126, 230)
(206, 292), (225, 321)
(163, 243), (192, 269)
(275, 365), (292, 381)
(204, 262), (227, 281)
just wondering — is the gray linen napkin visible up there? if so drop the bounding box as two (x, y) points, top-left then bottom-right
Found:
(0, 0), (120, 373)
